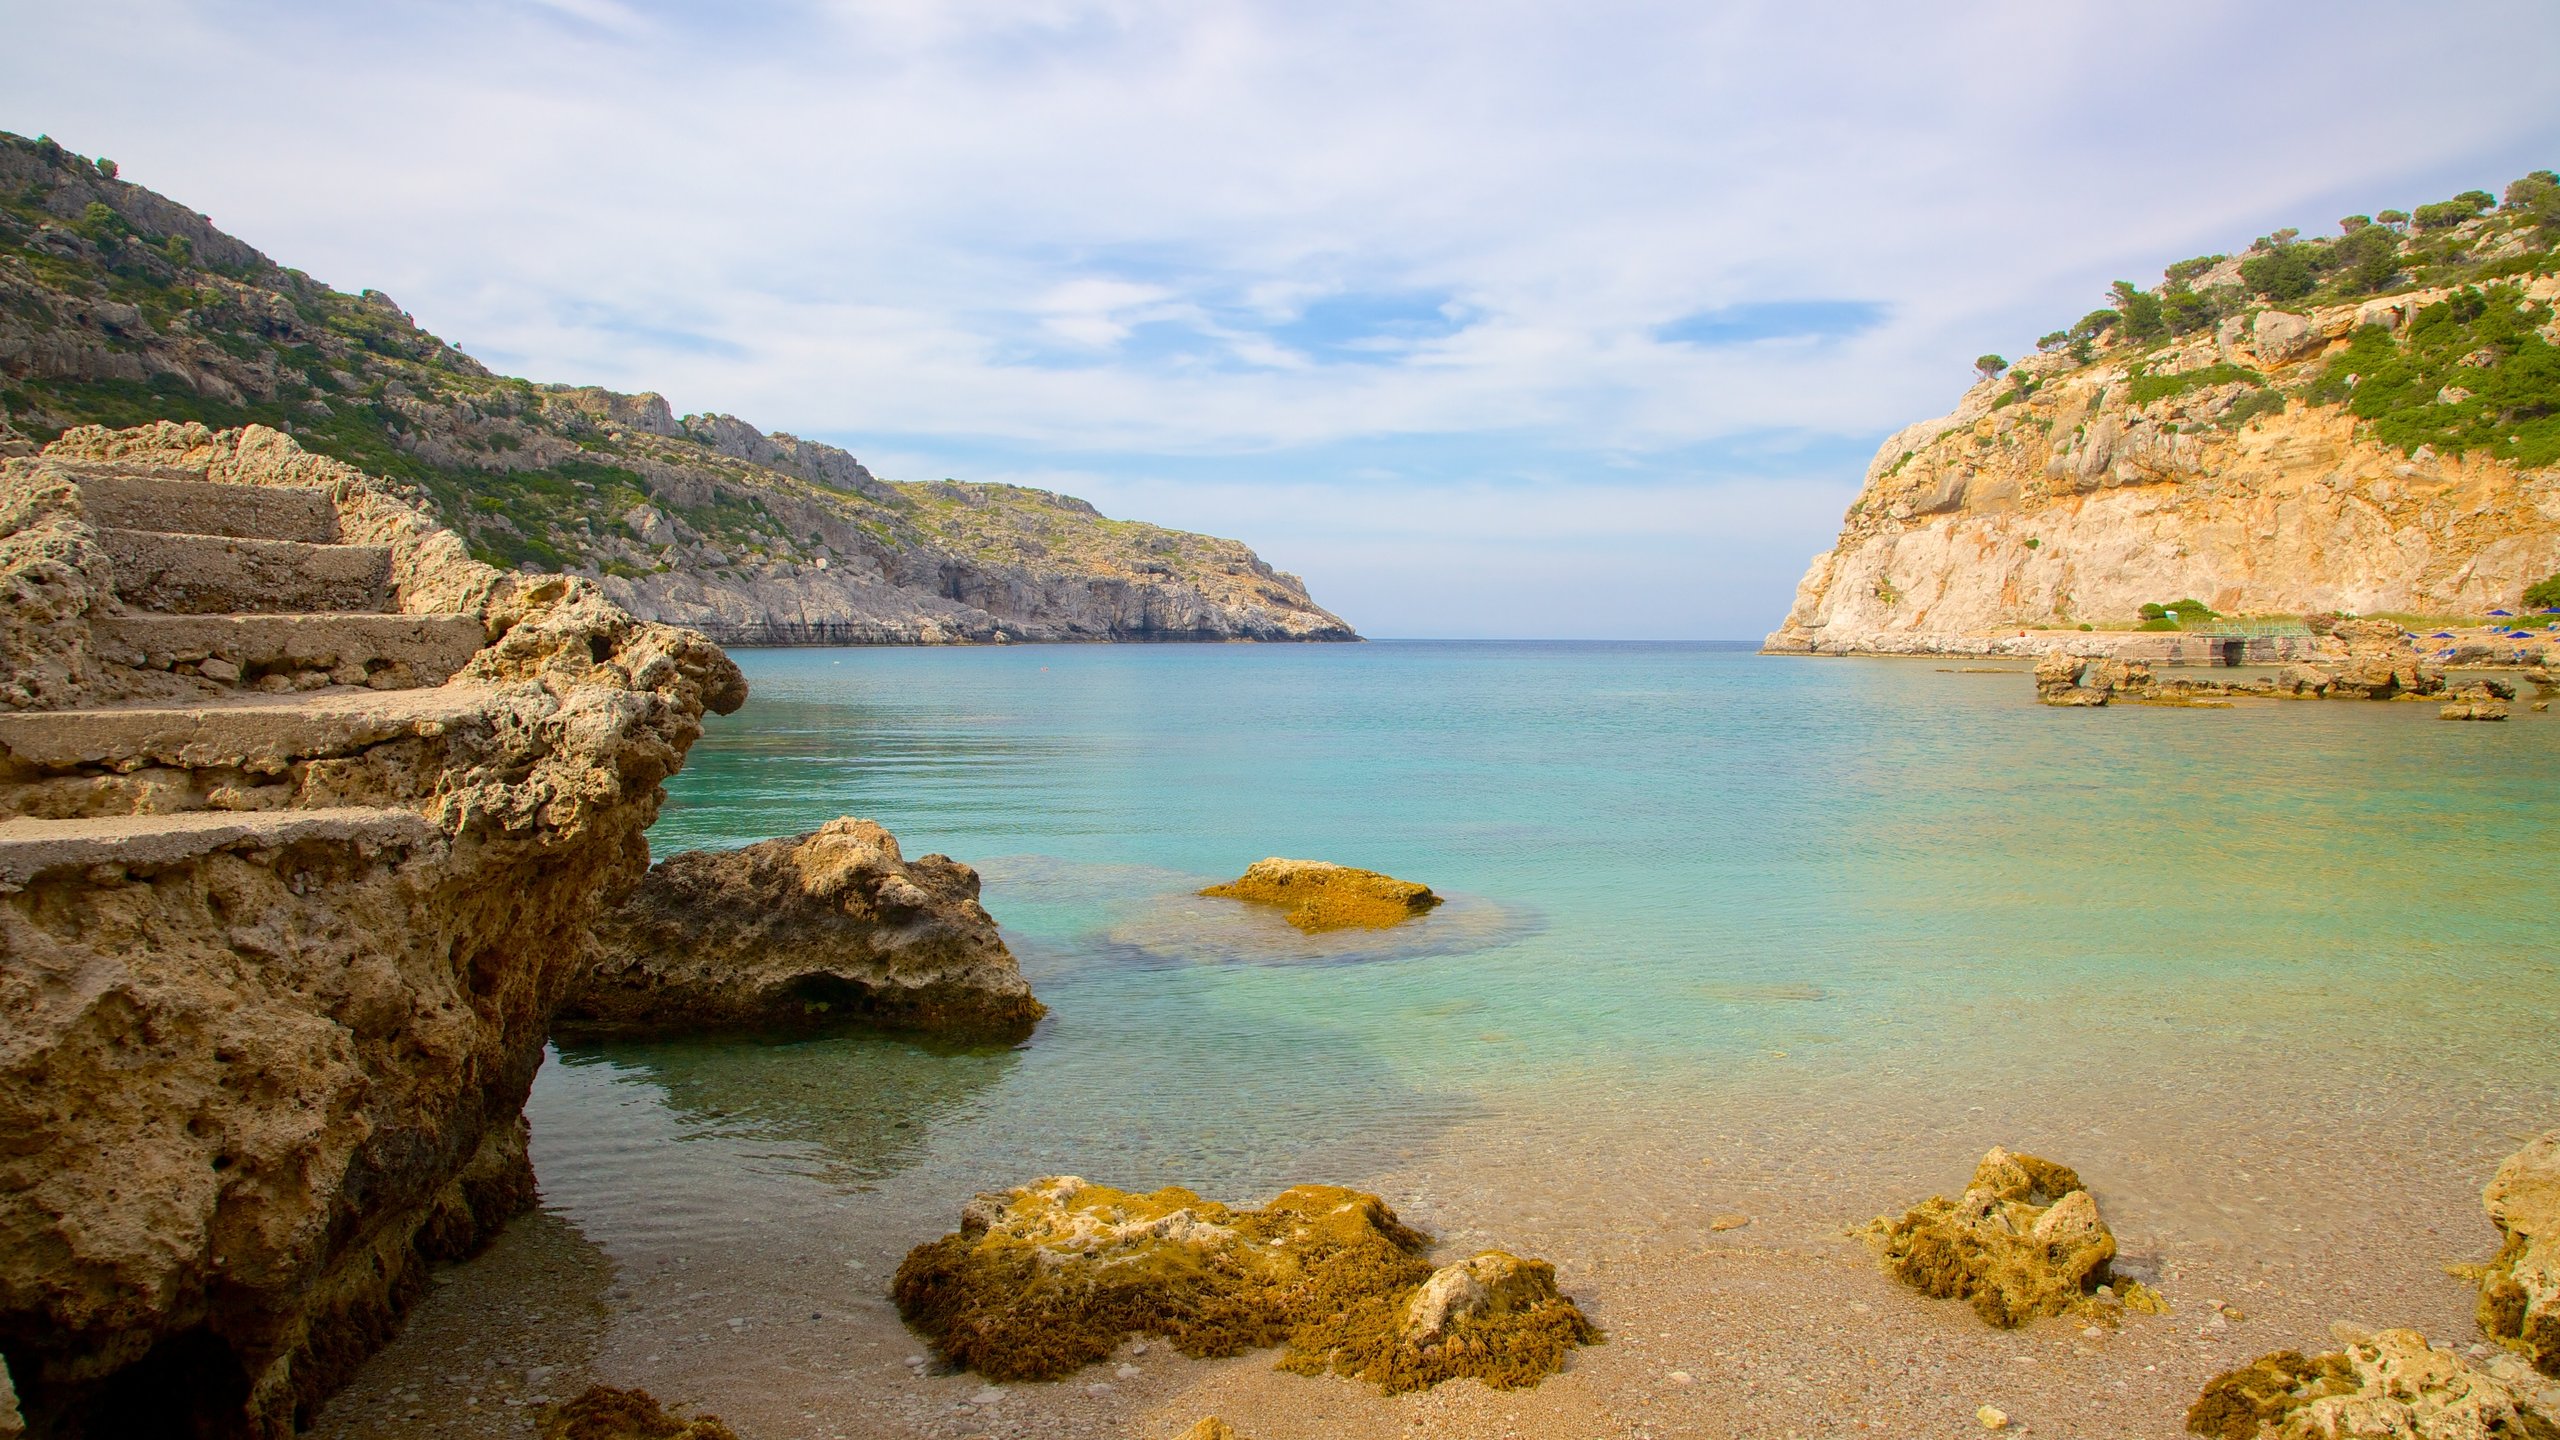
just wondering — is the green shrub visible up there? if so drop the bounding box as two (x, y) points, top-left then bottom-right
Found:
(2036, 329), (2069, 351)
(2164, 254), (2226, 283)
(2414, 194), (2491, 231)
(2376, 210), (2410, 228)
(2110, 281), (2165, 342)
(2078, 623), (2094, 631)
(2138, 617), (2180, 631)
(2526, 574), (2560, 608)
(2139, 602), (2167, 619)
(2125, 361), (2264, 407)
(2240, 243), (2318, 300)
(2166, 597), (2214, 619)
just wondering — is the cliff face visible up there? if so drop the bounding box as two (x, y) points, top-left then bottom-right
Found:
(1770, 202), (2560, 656)
(0, 132), (1356, 646)
(0, 422), (742, 1437)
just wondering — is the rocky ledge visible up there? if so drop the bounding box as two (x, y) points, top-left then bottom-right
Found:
(1199, 859), (1443, 933)
(0, 422), (743, 1438)
(562, 817), (1044, 1042)
(891, 1176), (1597, 1394)
(2030, 620), (2531, 717)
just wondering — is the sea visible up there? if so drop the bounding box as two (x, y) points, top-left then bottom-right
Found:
(332, 642), (2560, 1438)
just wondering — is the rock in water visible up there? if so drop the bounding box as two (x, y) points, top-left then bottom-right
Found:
(1861, 1148), (2128, 1328)
(2480, 1131), (2560, 1377)
(1198, 858), (1442, 932)
(542, 1385), (738, 1440)
(566, 818), (1044, 1041)
(890, 1176), (1596, 1393)
(2186, 1328), (2559, 1440)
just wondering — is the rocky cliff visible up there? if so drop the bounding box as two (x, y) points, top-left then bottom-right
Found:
(1769, 176), (2560, 656)
(0, 421), (743, 1437)
(0, 131), (1356, 646)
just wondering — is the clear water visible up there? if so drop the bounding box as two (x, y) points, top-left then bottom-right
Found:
(533, 641), (2560, 1258)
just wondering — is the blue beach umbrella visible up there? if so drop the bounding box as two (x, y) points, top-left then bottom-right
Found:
(2432, 631), (2456, 638)
(2489, 608), (2514, 616)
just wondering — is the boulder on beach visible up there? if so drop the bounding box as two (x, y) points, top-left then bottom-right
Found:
(1861, 1147), (2147, 1328)
(1199, 858), (1442, 932)
(2185, 1328), (2559, 1440)
(2480, 1130), (2560, 1378)
(564, 818), (1046, 1041)
(889, 1176), (1596, 1393)
(542, 1385), (738, 1440)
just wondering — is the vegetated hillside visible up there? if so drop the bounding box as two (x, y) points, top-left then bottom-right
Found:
(1767, 172), (2560, 656)
(0, 131), (1356, 644)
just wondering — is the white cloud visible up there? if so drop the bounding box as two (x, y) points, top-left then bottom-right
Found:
(2, 0), (2555, 634)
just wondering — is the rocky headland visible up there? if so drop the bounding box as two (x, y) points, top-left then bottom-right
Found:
(0, 131), (1356, 647)
(1769, 176), (2560, 658)
(565, 818), (1044, 1042)
(0, 420), (744, 1437)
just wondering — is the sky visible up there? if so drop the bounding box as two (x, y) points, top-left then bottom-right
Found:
(5, 2), (2558, 638)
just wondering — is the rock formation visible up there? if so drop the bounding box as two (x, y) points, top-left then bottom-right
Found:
(0, 421), (743, 1438)
(1199, 859), (1443, 933)
(564, 817), (1043, 1042)
(2187, 1328), (2559, 1440)
(1768, 195), (2560, 659)
(1861, 1148), (2147, 1328)
(0, 130), (1357, 647)
(890, 1176), (1596, 1393)
(2481, 1131), (2560, 1377)
(541, 1386), (739, 1440)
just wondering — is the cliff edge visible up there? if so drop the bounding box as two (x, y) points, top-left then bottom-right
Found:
(1770, 174), (2560, 656)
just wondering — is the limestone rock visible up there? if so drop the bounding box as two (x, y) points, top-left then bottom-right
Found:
(890, 1176), (1594, 1393)
(541, 1385), (738, 1440)
(2441, 701), (2512, 721)
(1862, 1148), (2124, 1328)
(2480, 1131), (2560, 1377)
(0, 425), (742, 1437)
(2186, 1329), (2559, 1440)
(1177, 1421), (1242, 1440)
(1199, 859), (1442, 932)
(565, 817), (1044, 1041)
(1762, 275), (2560, 659)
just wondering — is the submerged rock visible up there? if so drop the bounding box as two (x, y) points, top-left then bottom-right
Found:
(2481, 1131), (2560, 1377)
(2186, 1328), (2559, 1440)
(1862, 1148), (2137, 1328)
(1199, 858), (1442, 932)
(541, 1385), (738, 1440)
(566, 818), (1045, 1041)
(890, 1176), (1595, 1393)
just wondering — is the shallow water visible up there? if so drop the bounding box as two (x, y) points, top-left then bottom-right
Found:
(325, 643), (2560, 1439)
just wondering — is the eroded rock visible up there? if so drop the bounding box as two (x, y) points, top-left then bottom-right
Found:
(1862, 1148), (2138, 1328)
(890, 1176), (1594, 1393)
(2481, 1131), (2560, 1377)
(2186, 1328), (2558, 1440)
(540, 1385), (738, 1440)
(566, 818), (1043, 1041)
(1199, 858), (1442, 932)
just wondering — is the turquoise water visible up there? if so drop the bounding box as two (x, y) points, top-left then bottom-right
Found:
(534, 641), (2560, 1260)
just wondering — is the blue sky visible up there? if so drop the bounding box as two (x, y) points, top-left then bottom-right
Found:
(6, 0), (2559, 637)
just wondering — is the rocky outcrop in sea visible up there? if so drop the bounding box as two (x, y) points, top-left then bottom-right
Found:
(564, 817), (1044, 1041)
(0, 421), (743, 1437)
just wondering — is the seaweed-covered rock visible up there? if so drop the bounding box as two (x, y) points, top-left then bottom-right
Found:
(566, 817), (1044, 1041)
(2481, 1131), (2560, 1377)
(2186, 1329), (2559, 1440)
(541, 1385), (738, 1440)
(1284, 1249), (1603, 1394)
(1198, 859), (1441, 932)
(1862, 1148), (2128, 1327)
(890, 1176), (1595, 1393)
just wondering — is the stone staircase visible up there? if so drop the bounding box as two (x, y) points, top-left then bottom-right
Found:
(0, 457), (494, 870)
(1, 423), (745, 1439)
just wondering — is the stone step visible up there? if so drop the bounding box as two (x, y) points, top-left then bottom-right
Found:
(0, 806), (439, 891)
(101, 528), (391, 615)
(0, 684), (501, 777)
(91, 613), (487, 689)
(76, 473), (340, 543)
